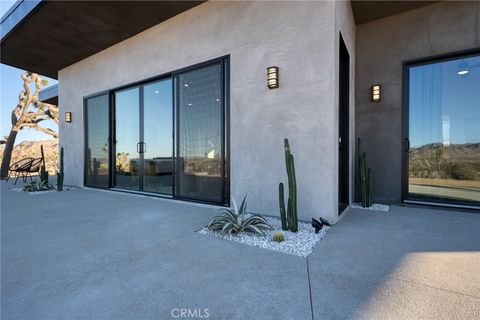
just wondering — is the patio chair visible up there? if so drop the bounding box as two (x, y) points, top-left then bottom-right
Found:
(6, 157), (34, 184)
(25, 158), (43, 182)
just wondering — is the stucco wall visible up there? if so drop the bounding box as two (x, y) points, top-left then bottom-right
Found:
(59, 1), (344, 222)
(355, 1), (480, 203)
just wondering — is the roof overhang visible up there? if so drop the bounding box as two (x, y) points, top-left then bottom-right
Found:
(1, 1), (439, 78)
(0, 0), (204, 79)
(39, 84), (57, 105)
(351, 1), (440, 25)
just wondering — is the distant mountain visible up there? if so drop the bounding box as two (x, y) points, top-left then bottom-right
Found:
(410, 143), (480, 162)
(0, 140), (58, 174)
(409, 142), (480, 180)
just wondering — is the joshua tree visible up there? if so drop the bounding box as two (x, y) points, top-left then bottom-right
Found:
(0, 72), (59, 179)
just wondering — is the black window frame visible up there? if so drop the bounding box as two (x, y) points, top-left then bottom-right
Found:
(83, 55), (231, 206)
(401, 47), (480, 209)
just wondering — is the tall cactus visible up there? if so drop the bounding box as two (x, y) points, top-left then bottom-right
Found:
(57, 147), (64, 191)
(358, 138), (373, 207)
(39, 145), (48, 185)
(278, 138), (298, 232)
(279, 183), (288, 230)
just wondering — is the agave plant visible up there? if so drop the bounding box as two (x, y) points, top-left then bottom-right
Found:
(22, 180), (52, 192)
(207, 195), (272, 236)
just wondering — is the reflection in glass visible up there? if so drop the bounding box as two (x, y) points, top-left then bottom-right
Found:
(114, 87), (140, 190)
(408, 54), (480, 204)
(85, 94), (109, 187)
(143, 79), (173, 194)
(176, 63), (224, 203)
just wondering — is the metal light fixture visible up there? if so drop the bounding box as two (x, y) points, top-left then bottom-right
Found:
(371, 84), (380, 102)
(65, 112), (72, 123)
(457, 60), (469, 75)
(267, 66), (279, 89)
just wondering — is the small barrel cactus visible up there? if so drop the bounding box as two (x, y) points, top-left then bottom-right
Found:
(272, 231), (285, 242)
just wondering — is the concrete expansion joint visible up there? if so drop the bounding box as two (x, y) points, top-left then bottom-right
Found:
(306, 257), (315, 320)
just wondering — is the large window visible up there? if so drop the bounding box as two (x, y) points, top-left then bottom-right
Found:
(406, 51), (480, 207)
(84, 57), (229, 205)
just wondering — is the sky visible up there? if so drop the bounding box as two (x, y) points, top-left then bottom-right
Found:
(1, 0), (58, 145)
(409, 55), (480, 147)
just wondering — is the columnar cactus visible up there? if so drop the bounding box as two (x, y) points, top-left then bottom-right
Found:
(57, 147), (64, 191)
(39, 144), (48, 185)
(279, 183), (287, 230)
(358, 138), (373, 207)
(278, 138), (298, 232)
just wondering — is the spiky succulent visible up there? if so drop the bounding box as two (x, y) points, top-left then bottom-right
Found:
(207, 195), (272, 236)
(272, 231), (285, 242)
(23, 180), (52, 192)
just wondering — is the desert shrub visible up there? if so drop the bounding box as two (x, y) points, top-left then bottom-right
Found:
(207, 195), (271, 236)
(23, 180), (53, 192)
(446, 162), (480, 180)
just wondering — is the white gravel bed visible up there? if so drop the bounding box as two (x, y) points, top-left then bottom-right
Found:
(11, 186), (75, 195)
(350, 203), (391, 212)
(198, 215), (329, 257)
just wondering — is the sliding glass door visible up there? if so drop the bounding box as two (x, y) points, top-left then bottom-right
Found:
(113, 80), (173, 194)
(175, 62), (225, 203)
(114, 87), (141, 190)
(85, 94), (110, 188)
(85, 57), (229, 204)
(406, 52), (480, 206)
(143, 79), (173, 194)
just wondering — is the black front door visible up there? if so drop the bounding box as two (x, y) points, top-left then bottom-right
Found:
(338, 34), (350, 214)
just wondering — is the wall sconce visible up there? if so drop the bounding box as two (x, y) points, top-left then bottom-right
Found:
(267, 66), (279, 89)
(371, 84), (381, 102)
(65, 112), (72, 123)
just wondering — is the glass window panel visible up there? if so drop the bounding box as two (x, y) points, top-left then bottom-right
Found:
(85, 94), (109, 187)
(143, 79), (173, 194)
(114, 87), (140, 190)
(176, 63), (224, 203)
(408, 54), (480, 205)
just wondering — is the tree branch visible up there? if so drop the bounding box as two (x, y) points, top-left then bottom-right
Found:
(21, 123), (59, 139)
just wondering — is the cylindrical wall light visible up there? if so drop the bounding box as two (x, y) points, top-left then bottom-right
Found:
(65, 112), (72, 123)
(371, 84), (381, 102)
(267, 66), (279, 89)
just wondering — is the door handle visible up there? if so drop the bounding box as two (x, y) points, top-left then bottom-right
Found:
(137, 142), (146, 153)
(404, 138), (410, 152)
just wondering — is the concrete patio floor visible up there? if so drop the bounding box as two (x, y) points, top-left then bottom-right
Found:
(1, 180), (479, 319)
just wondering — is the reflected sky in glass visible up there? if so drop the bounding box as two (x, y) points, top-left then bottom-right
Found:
(409, 55), (480, 147)
(143, 80), (172, 159)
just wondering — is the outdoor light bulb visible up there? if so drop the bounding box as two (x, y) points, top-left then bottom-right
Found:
(457, 61), (469, 75)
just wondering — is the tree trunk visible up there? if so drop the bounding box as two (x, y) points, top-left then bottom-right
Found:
(0, 129), (18, 179)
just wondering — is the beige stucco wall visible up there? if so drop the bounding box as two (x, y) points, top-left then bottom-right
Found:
(59, 1), (351, 223)
(355, 1), (480, 203)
